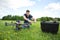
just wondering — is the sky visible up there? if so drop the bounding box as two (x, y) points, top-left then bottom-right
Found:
(0, 0), (60, 19)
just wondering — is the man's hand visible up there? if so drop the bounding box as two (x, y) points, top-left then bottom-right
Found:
(31, 18), (36, 23)
(27, 19), (32, 23)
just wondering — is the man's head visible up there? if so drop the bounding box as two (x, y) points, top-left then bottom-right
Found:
(26, 10), (30, 16)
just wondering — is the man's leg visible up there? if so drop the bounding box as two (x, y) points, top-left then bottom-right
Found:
(21, 24), (26, 28)
(26, 23), (30, 28)
(21, 23), (30, 28)
(16, 24), (19, 30)
(16, 24), (21, 30)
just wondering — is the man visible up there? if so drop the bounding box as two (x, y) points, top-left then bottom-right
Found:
(15, 10), (36, 30)
(22, 10), (36, 28)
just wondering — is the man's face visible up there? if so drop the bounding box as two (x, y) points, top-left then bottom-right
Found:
(26, 12), (30, 16)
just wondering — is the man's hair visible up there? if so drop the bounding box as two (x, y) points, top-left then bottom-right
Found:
(26, 10), (30, 12)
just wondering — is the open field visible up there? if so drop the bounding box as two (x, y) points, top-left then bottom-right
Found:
(0, 20), (60, 40)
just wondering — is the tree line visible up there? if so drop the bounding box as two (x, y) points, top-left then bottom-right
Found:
(37, 17), (60, 21)
(1, 15), (60, 21)
(2, 15), (24, 21)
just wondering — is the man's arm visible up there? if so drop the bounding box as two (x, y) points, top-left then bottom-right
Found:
(31, 17), (36, 23)
(23, 16), (32, 23)
(23, 16), (28, 20)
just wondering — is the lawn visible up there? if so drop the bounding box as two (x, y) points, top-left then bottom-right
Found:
(0, 20), (60, 40)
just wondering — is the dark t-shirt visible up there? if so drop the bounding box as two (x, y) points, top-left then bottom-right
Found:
(24, 14), (33, 23)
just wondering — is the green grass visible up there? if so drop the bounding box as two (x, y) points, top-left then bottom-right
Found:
(0, 20), (60, 40)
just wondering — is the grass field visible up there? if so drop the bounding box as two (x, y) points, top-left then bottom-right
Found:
(0, 20), (60, 40)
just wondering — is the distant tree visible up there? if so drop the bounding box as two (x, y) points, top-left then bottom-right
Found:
(55, 18), (60, 21)
(37, 17), (54, 21)
(20, 16), (24, 21)
(36, 18), (41, 21)
(2, 16), (7, 20)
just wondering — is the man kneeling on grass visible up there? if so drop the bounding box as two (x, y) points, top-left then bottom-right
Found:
(22, 10), (36, 28)
(16, 10), (36, 30)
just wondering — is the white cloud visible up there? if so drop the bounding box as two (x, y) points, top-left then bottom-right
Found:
(44, 3), (60, 18)
(0, 0), (36, 18)
(31, 3), (60, 18)
(0, 0), (35, 10)
(45, 3), (60, 11)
